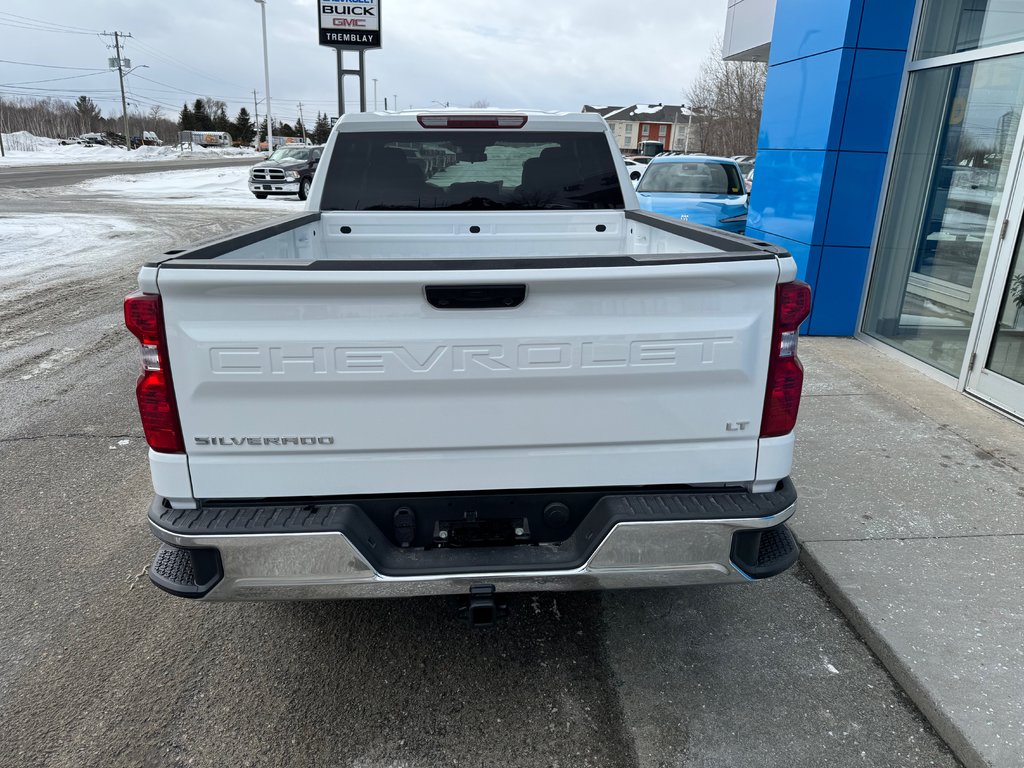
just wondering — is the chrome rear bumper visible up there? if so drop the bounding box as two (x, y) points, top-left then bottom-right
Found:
(150, 503), (797, 600)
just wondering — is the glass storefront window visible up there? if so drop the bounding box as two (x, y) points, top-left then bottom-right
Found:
(862, 54), (1024, 376)
(917, 0), (1024, 59)
(986, 231), (1024, 384)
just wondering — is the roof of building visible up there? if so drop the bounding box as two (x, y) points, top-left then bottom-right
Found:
(584, 104), (692, 123)
(581, 105), (624, 118)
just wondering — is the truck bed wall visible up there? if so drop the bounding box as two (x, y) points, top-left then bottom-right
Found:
(193, 211), (750, 265)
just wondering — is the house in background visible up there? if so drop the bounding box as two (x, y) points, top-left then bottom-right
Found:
(583, 104), (700, 154)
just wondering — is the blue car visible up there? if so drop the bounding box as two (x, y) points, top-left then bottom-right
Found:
(635, 155), (748, 233)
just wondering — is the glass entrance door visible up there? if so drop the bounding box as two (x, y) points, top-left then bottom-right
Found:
(862, 53), (1024, 377)
(968, 201), (1024, 418)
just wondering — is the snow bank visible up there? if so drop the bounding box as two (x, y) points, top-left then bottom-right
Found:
(79, 166), (300, 209)
(0, 130), (259, 167)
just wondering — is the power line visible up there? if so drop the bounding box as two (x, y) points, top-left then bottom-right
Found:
(0, 11), (103, 35)
(0, 20), (101, 36)
(1, 72), (110, 87)
(128, 72), (237, 100)
(0, 59), (108, 72)
(129, 38), (248, 92)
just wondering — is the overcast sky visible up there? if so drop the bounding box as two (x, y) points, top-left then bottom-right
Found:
(0, 2), (726, 127)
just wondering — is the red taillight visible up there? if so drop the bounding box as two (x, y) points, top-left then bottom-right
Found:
(777, 280), (812, 329)
(124, 292), (184, 453)
(761, 281), (811, 438)
(416, 115), (528, 129)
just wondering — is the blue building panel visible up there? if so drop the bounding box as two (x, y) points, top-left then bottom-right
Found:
(748, 149), (838, 246)
(758, 48), (855, 151)
(840, 49), (908, 152)
(744, 229), (822, 286)
(856, 0), (917, 50)
(768, 0), (863, 65)
(824, 151), (888, 248)
(752, 0), (914, 336)
(808, 246), (872, 335)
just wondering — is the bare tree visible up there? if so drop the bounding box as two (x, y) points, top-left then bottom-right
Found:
(686, 35), (767, 157)
(1, 95), (179, 143)
(469, 99), (491, 108)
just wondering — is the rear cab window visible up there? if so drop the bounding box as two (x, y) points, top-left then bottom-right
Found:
(321, 131), (625, 211)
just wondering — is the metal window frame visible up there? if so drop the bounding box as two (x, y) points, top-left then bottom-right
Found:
(855, 0), (1024, 392)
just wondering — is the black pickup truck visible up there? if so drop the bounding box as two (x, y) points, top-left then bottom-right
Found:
(248, 145), (323, 201)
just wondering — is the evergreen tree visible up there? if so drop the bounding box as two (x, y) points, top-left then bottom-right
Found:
(178, 103), (194, 131)
(191, 98), (212, 131)
(258, 118), (268, 148)
(294, 117), (307, 143)
(233, 107), (255, 145)
(312, 112), (331, 145)
(213, 108), (232, 134)
(278, 122), (295, 138)
(74, 95), (101, 132)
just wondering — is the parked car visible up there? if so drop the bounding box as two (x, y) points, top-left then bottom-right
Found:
(60, 133), (108, 147)
(623, 157), (644, 186)
(248, 145), (323, 200)
(127, 110), (808, 620)
(635, 155), (748, 233)
(745, 167), (755, 193)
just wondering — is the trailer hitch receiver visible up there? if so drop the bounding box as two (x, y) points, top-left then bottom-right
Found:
(457, 585), (507, 627)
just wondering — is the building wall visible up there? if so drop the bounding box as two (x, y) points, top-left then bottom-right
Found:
(639, 122), (673, 148)
(724, 0), (776, 61)
(607, 120), (637, 151)
(745, 0), (916, 335)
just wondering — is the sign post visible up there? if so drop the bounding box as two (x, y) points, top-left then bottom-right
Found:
(318, 0), (381, 117)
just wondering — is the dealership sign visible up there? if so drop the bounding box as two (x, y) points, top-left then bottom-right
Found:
(319, 0), (381, 49)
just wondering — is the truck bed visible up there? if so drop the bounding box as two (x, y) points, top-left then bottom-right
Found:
(141, 210), (793, 501)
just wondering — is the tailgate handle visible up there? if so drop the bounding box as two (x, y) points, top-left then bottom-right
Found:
(425, 284), (526, 309)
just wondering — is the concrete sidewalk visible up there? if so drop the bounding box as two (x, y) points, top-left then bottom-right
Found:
(794, 338), (1024, 768)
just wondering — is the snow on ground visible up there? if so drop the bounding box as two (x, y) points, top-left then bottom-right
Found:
(79, 166), (301, 209)
(0, 213), (141, 286)
(0, 131), (259, 167)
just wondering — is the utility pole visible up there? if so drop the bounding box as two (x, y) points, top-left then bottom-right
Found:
(297, 101), (307, 143)
(105, 31), (133, 151)
(372, 78), (378, 112)
(0, 96), (6, 158)
(252, 89), (260, 150)
(254, 0), (273, 152)
(102, 32), (134, 151)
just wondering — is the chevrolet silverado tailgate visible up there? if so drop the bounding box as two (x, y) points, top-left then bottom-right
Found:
(157, 257), (781, 498)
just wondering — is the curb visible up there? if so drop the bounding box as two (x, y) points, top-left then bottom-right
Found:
(797, 545), (983, 768)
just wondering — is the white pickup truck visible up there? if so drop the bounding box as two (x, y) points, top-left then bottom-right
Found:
(126, 110), (809, 623)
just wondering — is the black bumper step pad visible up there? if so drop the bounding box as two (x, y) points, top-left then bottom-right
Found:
(730, 523), (799, 579)
(149, 544), (223, 598)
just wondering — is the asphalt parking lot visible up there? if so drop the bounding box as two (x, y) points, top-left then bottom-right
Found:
(0, 167), (961, 768)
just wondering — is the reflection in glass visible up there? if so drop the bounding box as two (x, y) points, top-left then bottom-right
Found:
(986, 231), (1024, 385)
(862, 55), (1024, 375)
(917, 0), (1024, 59)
